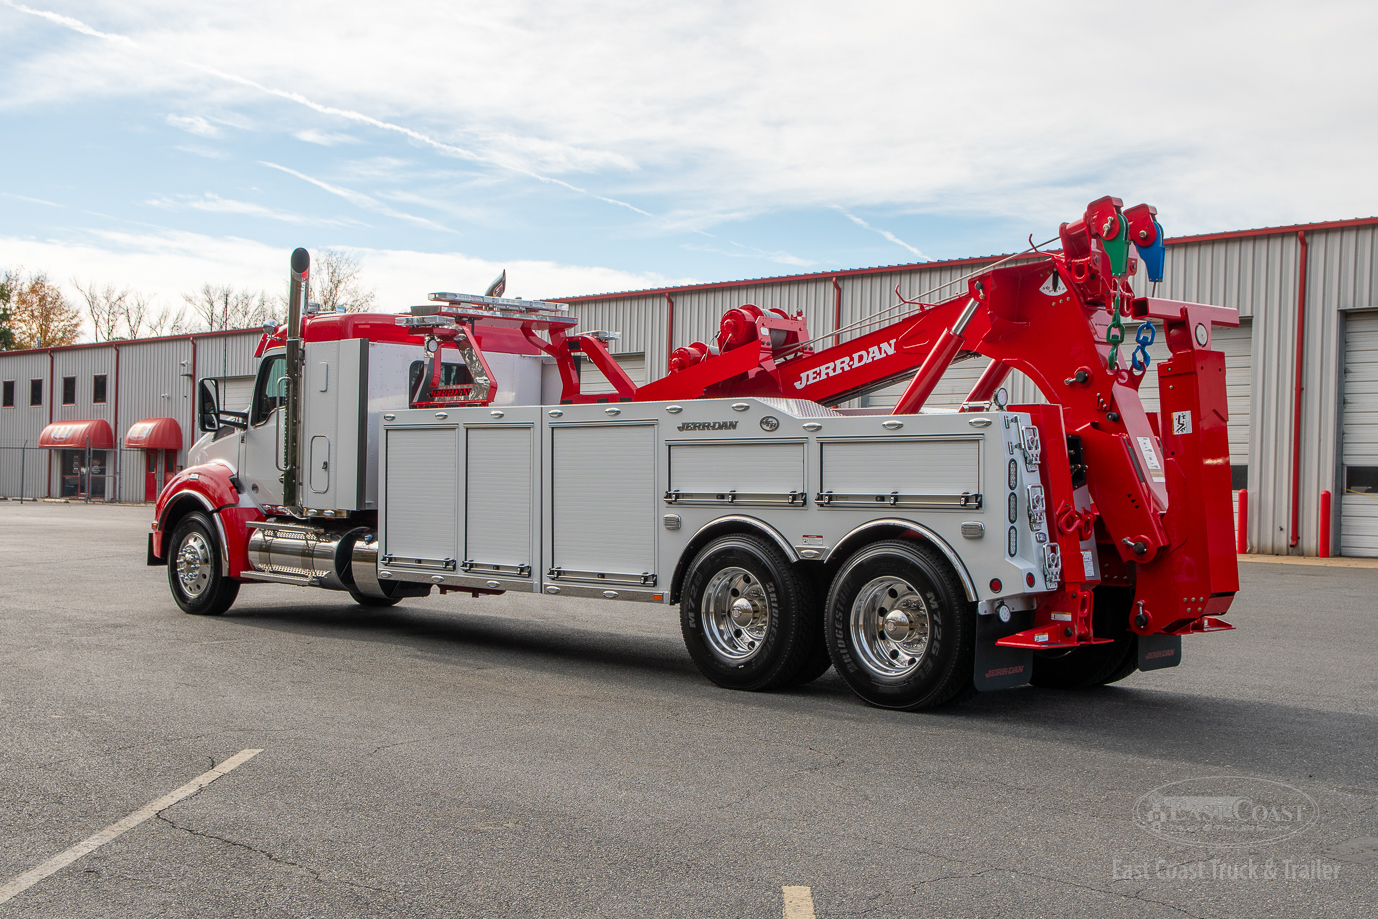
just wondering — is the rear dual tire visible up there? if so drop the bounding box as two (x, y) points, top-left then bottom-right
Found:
(823, 540), (975, 711)
(680, 535), (824, 691)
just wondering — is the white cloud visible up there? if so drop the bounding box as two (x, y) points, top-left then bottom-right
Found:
(146, 192), (364, 227)
(3, 1), (1378, 239)
(165, 113), (219, 137)
(0, 229), (686, 331)
(293, 128), (360, 146)
(259, 161), (454, 233)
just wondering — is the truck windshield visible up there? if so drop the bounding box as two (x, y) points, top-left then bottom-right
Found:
(252, 355), (288, 425)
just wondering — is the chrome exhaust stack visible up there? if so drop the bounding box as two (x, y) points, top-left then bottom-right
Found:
(282, 247), (309, 515)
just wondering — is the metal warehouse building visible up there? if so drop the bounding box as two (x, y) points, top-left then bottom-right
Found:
(3, 215), (1376, 558)
(0, 329), (262, 504)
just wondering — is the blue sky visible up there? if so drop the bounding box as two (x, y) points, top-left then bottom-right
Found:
(3, 0), (1376, 331)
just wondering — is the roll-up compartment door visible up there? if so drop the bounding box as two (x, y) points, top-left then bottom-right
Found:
(383, 426), (459, 567)
(550, 424), (656, 581)
(465, 425), (535, 574)
(668, 441), (805, 506)
(1342, 312), (1378, 557)
(820, 437), (981, 508)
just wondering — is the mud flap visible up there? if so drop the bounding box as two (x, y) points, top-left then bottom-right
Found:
(147, 532), (166, 566)
(1138, 632), (1182, 671)
(974, 610), (1034, 691)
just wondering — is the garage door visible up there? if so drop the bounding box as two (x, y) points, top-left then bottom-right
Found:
(579, 352), (645, 395)
(859, 356), (1046, 411)
(217, 376), (255, 414)
(1341, 312), (1378, 557)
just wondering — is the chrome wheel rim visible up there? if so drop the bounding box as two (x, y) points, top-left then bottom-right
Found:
(701, 566), (770, 663)
(175, 532), (213, 598)
(850, 576), (930, 679)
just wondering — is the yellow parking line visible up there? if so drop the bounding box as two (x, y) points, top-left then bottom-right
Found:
(783, 885), (816, 919)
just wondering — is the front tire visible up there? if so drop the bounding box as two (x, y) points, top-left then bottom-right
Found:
(824, 540), (975, 710)
(680, 535), (818, 691)
(167, 511), (239, 616)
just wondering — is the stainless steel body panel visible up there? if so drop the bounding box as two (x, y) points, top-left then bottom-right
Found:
(377, 398), (1054, 608)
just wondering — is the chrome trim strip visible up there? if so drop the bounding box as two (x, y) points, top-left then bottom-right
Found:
(684, 515), (800, 563)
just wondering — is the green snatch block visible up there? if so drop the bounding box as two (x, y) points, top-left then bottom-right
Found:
(1103, 213), (1131, 278)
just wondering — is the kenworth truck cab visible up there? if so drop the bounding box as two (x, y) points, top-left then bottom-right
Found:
(149, 198), (1240, 711)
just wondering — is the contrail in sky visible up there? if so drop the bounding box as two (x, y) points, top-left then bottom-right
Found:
(4, 0), (653, 218)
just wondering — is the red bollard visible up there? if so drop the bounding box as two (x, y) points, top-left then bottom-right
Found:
(1236, 488), (1248, 555)
(1320, 490), (1332, 558)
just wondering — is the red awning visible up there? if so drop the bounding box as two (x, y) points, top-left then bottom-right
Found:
(124, 417), (183, 450)
(38, 419), (115, 450)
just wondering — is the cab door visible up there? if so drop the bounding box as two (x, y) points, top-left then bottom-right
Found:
(239, 351), (288, 507)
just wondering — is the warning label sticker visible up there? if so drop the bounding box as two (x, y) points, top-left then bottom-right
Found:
(1173, 410), (1193, 435)
(1137, 436), (1162, 471)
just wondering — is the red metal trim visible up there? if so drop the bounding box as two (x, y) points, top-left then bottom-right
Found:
(0, 326), (260, 358)
(47, 349), (53, 496)
(550, 254), (1017, 303)
(1290, 231), (1308, 547)
(1237, 488), (1248, 554)
(1319, 490), (1332, 557)
(831, 277), (842, 346)
(1166, 215), (1378, 246)
(548, 216), (1378, 306)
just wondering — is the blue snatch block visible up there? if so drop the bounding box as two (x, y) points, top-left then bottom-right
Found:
(1137, 219), (1167, 283)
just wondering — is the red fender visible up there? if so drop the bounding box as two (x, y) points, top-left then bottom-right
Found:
(152, 462), (262, 578)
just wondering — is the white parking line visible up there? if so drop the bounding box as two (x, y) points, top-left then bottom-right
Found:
(782, 885), (816, 919)
(0, 748), (263, 905)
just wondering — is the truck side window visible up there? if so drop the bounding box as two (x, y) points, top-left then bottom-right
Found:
(251, 355), (288, 425)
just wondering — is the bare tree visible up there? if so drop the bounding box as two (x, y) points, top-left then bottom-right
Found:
(74, 280), (130, 343)
(123, 292), (151, 339)
(310, 248), (377, 313)
(9, 272), (81, 348)
(182, 285), (282, 332)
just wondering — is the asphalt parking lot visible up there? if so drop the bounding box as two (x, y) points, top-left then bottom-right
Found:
(0, 501), (1375, 918)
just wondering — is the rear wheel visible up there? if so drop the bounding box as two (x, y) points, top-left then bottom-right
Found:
(1030, 586), (1138, 689)
(824, 540), (975, 710)
(167, 511), (239, 616)
(680, 535), (818, 691)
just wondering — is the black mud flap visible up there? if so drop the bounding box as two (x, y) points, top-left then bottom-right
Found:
(974, 609), (1034, 692)
(147, 532), (166, 567)
(1138, 632), (1182, 671)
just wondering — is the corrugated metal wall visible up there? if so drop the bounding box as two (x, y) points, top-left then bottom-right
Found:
(0, 330), (262, 500)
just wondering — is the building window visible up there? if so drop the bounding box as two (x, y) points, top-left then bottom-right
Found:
(1346, 466), (1378, 495)
(2, 380), (13, 408)
(62, 376), (76, 405)
(1230, 465), (1248, 491)
(93, 374), (107, 404)
(30, 379), (42, 406)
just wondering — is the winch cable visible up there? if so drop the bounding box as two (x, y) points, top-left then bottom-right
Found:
(777, 236), (1059, 358)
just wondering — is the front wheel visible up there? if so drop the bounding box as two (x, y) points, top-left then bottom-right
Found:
(680, 534), (818, 691)
(824, 540), (975, 710)
(167, 511), (240, 616)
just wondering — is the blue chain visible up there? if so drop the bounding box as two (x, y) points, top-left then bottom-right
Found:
(1130, 322), (1156, 373)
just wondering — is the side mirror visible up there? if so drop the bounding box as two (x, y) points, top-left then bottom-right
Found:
(198, 379), (220, 432)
